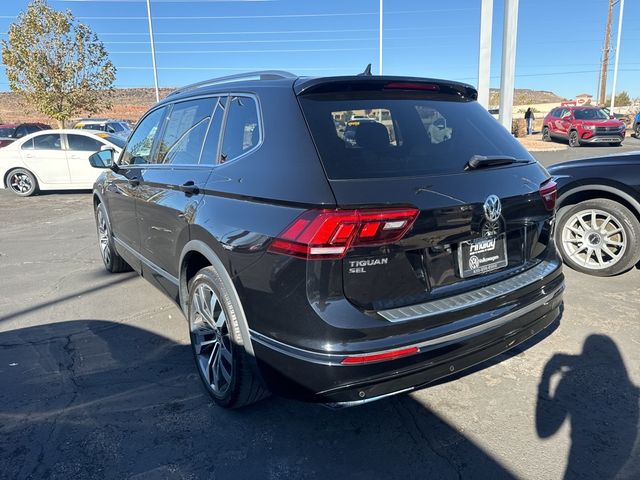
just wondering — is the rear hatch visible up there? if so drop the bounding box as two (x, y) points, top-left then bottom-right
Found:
(296, 77), (556, 311)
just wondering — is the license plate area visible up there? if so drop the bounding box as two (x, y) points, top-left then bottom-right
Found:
(458, 234), (508, 278)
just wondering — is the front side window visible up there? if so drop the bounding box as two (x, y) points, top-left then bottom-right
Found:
(220, 96), (260, 163)
(30, 133), (62, 150)
(67, 134), (104, 152)
(120, 107), (166, 165)
(157, 98), (216, 165)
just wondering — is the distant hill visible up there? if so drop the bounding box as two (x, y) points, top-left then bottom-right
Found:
(0, 86), (567, 125)
(0, 87), (174, 125)
(489, 88), (566, 107)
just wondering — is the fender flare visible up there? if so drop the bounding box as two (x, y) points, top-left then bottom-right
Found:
(557, 184), (640, 217)
(179, 239), (255, 356)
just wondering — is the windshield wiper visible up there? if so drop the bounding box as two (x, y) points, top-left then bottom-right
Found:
(465, 155), (531, 170)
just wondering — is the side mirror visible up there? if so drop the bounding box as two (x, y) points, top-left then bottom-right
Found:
(89, 149), (115, 169)
(610, 114), (615, 119)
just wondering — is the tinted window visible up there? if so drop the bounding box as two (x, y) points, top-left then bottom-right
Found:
(83, 124), (106, 131)
(220, 96), (260, 163)
(157, 98), (215, 165)
(120, 107), (166, 165)
(108, 122), (125, 132)
(14, 126), (28, 138)
(67, 134), (104, 152)
(574, 108), (609, 120)
(31, 133), (62, 150)
(300, 93), (531, 179)
(0, 127), (15, 137)
(200, 97), (226, 165)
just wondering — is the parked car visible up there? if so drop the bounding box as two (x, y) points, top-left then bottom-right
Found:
(633, 111), (640, 138)
(548, 153), (640, 276)
(542, 106), (626, 147)
(0, 122), (51, 148)
(0, 129), (124, 196)
(88, 71), (564, 409)
(73, 119), (132, 139)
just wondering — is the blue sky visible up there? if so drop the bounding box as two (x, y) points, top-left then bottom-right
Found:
(0, 0), (638, 99)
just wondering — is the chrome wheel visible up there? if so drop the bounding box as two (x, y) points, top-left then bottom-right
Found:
(561, 209), (627, 270)
(97, 208), (111, 266)
(190, 284), (233, 396)
(9, 172), (33, 195)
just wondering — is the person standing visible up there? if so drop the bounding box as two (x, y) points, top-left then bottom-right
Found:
(525, 108), (535, 135)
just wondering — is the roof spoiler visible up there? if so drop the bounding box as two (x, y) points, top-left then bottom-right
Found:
(294, 76), (477, 100)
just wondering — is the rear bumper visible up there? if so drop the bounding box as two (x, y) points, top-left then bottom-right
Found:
(250, 268), (564, 404)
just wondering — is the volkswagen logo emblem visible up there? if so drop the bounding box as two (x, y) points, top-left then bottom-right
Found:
(483, 195), (502, 222)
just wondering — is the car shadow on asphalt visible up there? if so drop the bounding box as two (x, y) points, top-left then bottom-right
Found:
(0, 320), (637, 480)
(535, 334), (640, 480)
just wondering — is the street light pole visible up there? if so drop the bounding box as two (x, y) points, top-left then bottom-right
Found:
(498, 0), (519, 131)
(146, 0), (160, 102)
(379, 0), (383, 75)
(610, 0), (625, 111)
(477, 0), (494, 109)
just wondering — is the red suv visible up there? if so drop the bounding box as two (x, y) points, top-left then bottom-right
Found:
(542, 106), (625, 147)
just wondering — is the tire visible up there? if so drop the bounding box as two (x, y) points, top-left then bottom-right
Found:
(95, 202), (131, 273)
(609, 142), (623, 147)
(568, 130), (580, 148)
(555, 199), (640, 276)
(188, 266), (269, 409)
(634, 124), (640, 138)
(6, 168), (38, 196)
(542, 126), (551, 142)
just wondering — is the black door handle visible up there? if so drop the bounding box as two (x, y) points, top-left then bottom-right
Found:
(180, 180), (199, 195)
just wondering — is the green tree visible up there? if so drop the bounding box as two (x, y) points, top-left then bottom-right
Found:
(606, 91), (632, 107)
(1, 0), (115, 127)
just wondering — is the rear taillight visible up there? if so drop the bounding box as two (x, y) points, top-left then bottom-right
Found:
(539, 179), (557, 211)
(268, 207), (419, 260)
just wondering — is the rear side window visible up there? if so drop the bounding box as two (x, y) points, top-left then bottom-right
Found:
(157, 98), (216, 165)
(200, 97), (226, 165)
(84, 124), (105, 131)
(300, 93), (531, 179)
(25, 134), (62, 150)
(220, 96), (260, 163)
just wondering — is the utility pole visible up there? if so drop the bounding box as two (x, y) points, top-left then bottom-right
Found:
(598, 0), (614, 106)
(379, 0), (383, 75)
(610, 0), (625, 111)
(146, 0), (160, 102)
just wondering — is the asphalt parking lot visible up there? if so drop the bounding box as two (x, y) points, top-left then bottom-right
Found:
(1, 146), (639, 479)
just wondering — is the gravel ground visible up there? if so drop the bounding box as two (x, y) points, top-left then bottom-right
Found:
(0, 165), (639, 479)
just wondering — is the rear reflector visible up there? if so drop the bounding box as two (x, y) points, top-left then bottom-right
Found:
(539, 179), (557, 211)
(268, 207), (419, 260)
(341, 346), (419, 365)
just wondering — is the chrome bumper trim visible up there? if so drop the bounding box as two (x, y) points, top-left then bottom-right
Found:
(378, 260), (560, 322)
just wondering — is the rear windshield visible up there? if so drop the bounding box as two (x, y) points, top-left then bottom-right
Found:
(299, 93), (531, 179)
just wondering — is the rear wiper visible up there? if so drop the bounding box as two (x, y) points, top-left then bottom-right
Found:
(465, 155), (531, 170)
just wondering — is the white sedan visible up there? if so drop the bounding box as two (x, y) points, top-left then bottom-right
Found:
(0, 129), (124, 196)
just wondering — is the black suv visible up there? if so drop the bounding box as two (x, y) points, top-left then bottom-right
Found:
(89, 71), (564, 408)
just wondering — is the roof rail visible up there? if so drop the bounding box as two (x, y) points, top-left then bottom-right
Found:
(168, 70), (297, 97)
